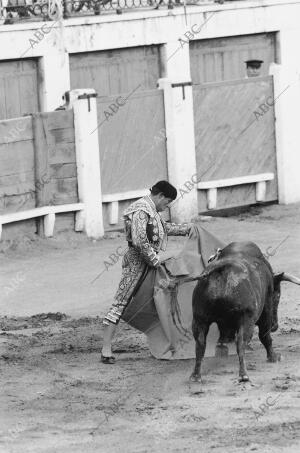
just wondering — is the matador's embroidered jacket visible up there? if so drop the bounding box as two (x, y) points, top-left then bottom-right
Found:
(103, 195), (191, 325)
(124, 195), (190, 267)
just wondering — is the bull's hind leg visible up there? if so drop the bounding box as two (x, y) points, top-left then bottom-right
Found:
(258, 319), (281, 362)
(189, 321), (209, 383)
(236, 317), (255, 382)
(236, 325), (249, 382)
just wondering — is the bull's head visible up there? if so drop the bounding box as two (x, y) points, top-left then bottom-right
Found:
(272, 272), (300, 332)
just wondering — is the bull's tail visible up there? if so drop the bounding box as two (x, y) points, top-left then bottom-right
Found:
(170, 283), (192, 339)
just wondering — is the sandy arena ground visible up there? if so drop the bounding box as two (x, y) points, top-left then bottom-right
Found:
(0, 203), (300, 453)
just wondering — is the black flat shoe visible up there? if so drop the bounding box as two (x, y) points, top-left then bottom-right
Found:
(101, 354), (116, 364)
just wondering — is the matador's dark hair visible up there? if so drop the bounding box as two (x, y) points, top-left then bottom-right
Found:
(150, 180), (177, 200)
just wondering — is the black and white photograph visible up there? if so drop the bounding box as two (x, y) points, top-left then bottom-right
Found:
(0, 0), (300, 452)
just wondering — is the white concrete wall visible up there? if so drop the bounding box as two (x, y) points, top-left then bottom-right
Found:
(270, 27), (300, 204)
(1, 0), (300, 208)
(158, 38), (198, 223)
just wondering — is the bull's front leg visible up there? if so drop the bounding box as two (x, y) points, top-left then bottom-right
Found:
(189, 321), (209, 383)
(236, 325), (249, 382)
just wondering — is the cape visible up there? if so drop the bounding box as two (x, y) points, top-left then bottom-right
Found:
(122, 224), (229, 359)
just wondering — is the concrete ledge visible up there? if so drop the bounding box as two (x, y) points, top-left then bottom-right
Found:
(102, 189), (149, 225)
(102, 189), (148, 203)
(197, 173), (274, 189)
(197, 173), (275, 209)
(0, 203), (84, 239)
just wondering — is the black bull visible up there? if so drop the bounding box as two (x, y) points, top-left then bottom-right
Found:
(190, 241), (300, 383)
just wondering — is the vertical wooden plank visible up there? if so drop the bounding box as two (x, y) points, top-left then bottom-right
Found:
(32, 113), (50, 235)
(214, 52), (223, 82)
(199, 53), (205, 85)
(146, 46), (161, 88)
(0, 59), (39, 120)
(99, 64), (110, 96)
(240, 49), (250, 78)
(223, 50), (232, 81)
(19, 73), (39, 116)
(204, 53), (215, 83)
(32, 115), (50, 202)
(0, 78), (7, 120)
(108, 61), (120, 94)
(5, 75), (21, 119)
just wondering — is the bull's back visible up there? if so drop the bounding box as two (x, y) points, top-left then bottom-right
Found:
(220, 242), (272, 272)
(193, 255), (272, 322)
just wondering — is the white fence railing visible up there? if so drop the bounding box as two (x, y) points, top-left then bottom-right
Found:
(0, 203), (84, 240)
(198, 173), (275, 210)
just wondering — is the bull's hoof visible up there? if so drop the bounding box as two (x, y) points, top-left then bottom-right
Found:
(238, 374), (250, 383)
(189, 373), (202, 383)
(267, 352), (281, 363)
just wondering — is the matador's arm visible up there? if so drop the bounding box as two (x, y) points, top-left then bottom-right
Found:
(164, 221), (192, 236)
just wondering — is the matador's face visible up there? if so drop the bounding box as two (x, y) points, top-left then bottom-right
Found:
(156, 194), (173, 212)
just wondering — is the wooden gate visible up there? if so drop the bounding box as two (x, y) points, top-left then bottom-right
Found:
(70, 45), (167, 229)
(0, 110), (78, 239)
(96, 88), (167, 194)
(0, 59), (40, 120)
(190, 32), (277, 211)
(96, 88), (168, 228)
(193, 76), (278, 211)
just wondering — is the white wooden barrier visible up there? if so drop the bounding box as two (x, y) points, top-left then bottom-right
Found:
(98, 173), (275, 224)
(71, 89), (104, 238)
(0, 172), (276, 239)
(0, 203), (84, 240)
(197, 173), (274, 210)
(0, 89), (105, 241)
(102, 189), (148, 225)
(0, 189), (150, 239)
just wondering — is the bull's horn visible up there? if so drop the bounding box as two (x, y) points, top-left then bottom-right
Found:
(281, 273), (300, 285)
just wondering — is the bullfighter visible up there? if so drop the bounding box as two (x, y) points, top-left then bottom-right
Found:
(101, 180), (192, 363)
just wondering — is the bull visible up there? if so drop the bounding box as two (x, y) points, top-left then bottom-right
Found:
(190, 241), (300, 383)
